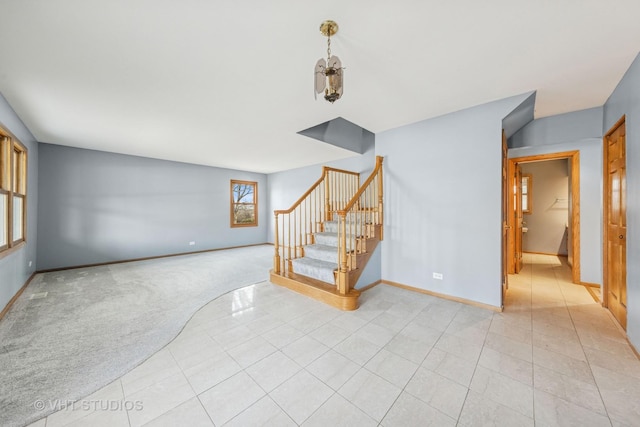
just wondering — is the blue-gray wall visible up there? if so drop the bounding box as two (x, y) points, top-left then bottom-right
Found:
(0, 94), (38, 312)
(510, 107), (604, 148)
(603, 52), (640, 350)
(355, 243), (381, 289)
(511, 141), (602, 284)
(376, 93), (533, 308)
(37, 144), (267, 270)
(508, 107), (603, 286)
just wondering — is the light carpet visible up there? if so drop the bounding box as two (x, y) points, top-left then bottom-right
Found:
(0, 245), (272, 427)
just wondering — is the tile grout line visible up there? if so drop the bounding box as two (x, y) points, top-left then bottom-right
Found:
(561, 286), (614, 424)
(376, 302), (461, 425)
(164, 301), (258, 426)
(330, 300), (430, 425)
(262, 299), (412, 425)
(191, 298), (302, 425)
(221, 302), (382, 426)
(455, 311), (495, 426)
(528, 255), (536, 426)
(539, 255), (615, 424)
(237, 354), (300, 427)
(211, 300), (333, 425)
(325, 293), (458, 425)
(119, 379), (133, 427)
(552, 256), (615, 422)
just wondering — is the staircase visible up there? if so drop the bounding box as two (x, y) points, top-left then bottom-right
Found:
(270, 156), (384, 310)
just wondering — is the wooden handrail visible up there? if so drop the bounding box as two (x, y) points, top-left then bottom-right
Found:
(274, 173), (325, 215)
(339, 156), (384, 215)
(274, 166), (360, 215)
(323, 166), (360, 176)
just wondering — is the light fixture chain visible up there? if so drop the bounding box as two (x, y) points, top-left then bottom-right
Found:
(327, 33), (331, 61)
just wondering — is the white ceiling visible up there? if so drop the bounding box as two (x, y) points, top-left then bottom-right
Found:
(1, 1), (639, 173)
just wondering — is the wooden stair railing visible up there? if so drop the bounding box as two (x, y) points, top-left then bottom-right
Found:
(271, 156), (384, 310)
(273, 166), (360, 276)
(336, 156), (384, 295)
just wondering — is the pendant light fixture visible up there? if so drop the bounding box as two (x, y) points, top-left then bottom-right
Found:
(314, 20), (343, 103)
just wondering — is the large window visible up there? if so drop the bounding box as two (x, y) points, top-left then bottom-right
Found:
(0, 127), (27, 254)
(230, 180), (257, 227)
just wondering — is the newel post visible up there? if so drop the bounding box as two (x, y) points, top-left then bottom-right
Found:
(274, 212), (281, 273)
(377, 156), (384, 241)
(337, 211), (349, 294)
(323, 167), (332, 222)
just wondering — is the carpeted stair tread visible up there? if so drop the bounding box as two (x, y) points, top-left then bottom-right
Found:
(291, 257), (337, 284)
(314, 232), (357, 248)
(314, 232), (340, 247)
(304, 244), (338, 263)
(323, 219), (370, 233)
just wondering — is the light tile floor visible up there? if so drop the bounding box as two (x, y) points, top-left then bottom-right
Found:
(28, 254), (640, 426)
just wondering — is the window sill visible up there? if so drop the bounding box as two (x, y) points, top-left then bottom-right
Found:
(0, 241), (26, 261)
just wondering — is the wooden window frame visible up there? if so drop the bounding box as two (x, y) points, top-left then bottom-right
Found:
(522, 173), (532, 214)
(0, 126), (27, 258)
(230, 180), (258, 228)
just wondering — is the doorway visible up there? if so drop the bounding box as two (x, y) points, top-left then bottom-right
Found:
(507, 151), (581, 284)
(603, 116), (627, 330)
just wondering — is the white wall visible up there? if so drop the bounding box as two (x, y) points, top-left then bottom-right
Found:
(376, 93), (533, 308)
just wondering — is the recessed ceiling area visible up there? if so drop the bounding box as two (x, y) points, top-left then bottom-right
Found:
(298, 117), (374, 155)
(0, 1), (639, 173)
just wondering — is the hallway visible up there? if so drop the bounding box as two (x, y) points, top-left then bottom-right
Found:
(504, 253), (640, 425)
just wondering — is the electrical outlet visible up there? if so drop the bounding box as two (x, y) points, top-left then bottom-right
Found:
(433, 272), (443, 280)
(28, 261), (32, 267)
(189, 241), (196, 246)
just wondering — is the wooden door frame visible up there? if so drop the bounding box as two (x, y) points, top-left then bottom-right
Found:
(515, 164), (523, 273)
(501, 131), (509, 307)
(507, 151), (581, 284)
(602, 115), (626, 312)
